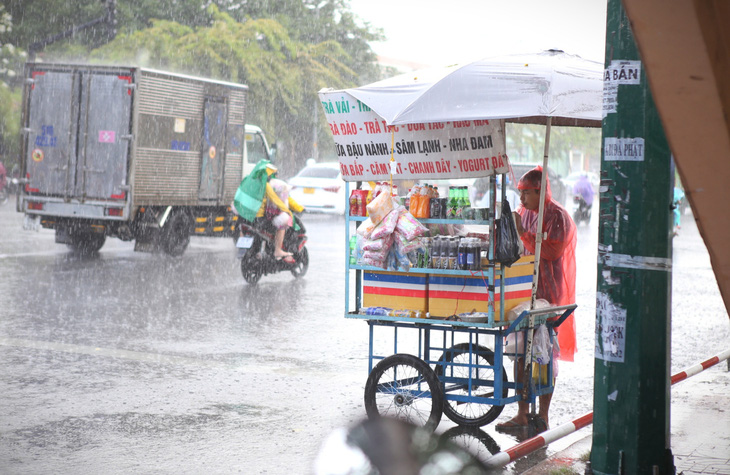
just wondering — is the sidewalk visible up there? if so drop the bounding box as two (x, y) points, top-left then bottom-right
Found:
(522, 364), (730, 474)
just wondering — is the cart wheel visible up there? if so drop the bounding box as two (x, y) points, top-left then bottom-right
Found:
(364, 354), (443, 432)
(435, 343), (508, 427)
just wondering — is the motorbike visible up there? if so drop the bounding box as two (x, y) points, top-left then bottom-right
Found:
(236, 214), (309, 284)
(0, 176), (20, 205)
(573, 194), (592, 225)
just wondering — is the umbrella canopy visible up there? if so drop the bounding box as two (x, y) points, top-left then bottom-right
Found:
(338, 49), (603, 128)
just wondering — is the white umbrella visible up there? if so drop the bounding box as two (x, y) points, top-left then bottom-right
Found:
(343, 49), (603, 128)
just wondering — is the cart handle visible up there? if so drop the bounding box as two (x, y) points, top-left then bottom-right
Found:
(505, 304), (577, 335)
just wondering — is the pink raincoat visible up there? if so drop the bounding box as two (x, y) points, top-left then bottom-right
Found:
(517, 166), (577, 361)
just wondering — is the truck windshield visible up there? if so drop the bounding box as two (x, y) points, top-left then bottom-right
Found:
(246, 133), (269, 163)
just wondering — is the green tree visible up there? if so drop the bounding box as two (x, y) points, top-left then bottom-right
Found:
(0, 4), (25, 166)
(90, 5), (357, 174)
(507, 123), (601, 177)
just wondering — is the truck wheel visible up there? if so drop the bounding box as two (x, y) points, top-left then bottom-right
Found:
(67, 232), (106, 254)
(162, 211), (192, 257)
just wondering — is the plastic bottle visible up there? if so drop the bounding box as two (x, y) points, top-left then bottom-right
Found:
(430, 193), (441, 220)
(448, 187), (458, 219)
(418, 184), (431, 218)
(463, 186), (474, 220)
(439, 236), (448, 269)
(431, 236), (441, 269)
(349, 235), (357, 264)
(471, 238), (482, 270)
(409, 185), (422, 217)
(389, 309), (415, 318)
(458, 237), (467, 270)
(448, 237), (458, 269)
(455, 187), (464, 219)
(405, 188), (412, 209)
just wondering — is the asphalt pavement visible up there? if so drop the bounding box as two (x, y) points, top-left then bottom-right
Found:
(1, 198), (728, 474)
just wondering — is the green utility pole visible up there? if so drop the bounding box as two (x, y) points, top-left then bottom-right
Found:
(591, 1), (675, 474)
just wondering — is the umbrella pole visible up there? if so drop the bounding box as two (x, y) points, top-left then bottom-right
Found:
(521, 116), (552, 416)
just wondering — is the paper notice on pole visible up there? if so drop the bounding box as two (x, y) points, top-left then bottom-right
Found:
(604, 137), (645, 162)
(602, 60), (642, 117)
(318, 91), (508, 182)
(595, 292), (626, 362)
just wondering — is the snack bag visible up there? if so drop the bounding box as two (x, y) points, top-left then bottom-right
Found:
(366, 187), (395, 226)
(356, 218), (377, 239)
(395, 210), (429, 241)
(371, 207), (402, 240)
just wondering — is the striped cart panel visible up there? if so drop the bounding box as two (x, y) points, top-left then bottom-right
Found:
(363, 271), (428, 313)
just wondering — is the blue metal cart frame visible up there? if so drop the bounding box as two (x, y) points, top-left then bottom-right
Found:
(344, 179), (576, 430)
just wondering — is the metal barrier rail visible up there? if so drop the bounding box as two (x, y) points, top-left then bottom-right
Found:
(483, 348), (730, 469)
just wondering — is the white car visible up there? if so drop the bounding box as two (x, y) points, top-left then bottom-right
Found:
(289, 162), (346, 214)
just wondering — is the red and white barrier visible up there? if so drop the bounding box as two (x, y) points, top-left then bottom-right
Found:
(484, 348), (730, 469)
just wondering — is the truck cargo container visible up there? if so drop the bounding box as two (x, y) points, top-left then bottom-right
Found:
(17, 63), (273, 255)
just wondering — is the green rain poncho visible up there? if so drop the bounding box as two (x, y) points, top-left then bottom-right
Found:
(233, 160), (271, 222)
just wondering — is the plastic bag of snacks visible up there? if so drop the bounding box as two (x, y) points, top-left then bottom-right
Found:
(366, 187), (395, 226)
(356, 218), (377, 239)
(359, 235), (394, 269)
(371, 207), (402, 240)
(395, 210), (429, 241)
(361, 236), (390, 251)
(394, 232), (424, 255)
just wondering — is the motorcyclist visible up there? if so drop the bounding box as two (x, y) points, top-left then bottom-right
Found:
(233, 160), (304, 263)
(572, 173), (594, 209)
(258, 172), (304, 263)
(0, 161), (7, 192)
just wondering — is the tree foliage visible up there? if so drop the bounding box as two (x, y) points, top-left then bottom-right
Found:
(507, 123), (602, 176)
(90, 5), (358, 173)
(0, 4), (25, 163)
(0, 0), (384, 174)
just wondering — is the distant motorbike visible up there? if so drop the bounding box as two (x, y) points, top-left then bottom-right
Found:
(236, 214), (309, 284)
(573, 195), (591, 225)
(0, 177), (20, 205)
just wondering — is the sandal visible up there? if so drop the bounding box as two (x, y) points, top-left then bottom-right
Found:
(495, 419), (529, 431)
(278, 255), (296, 265)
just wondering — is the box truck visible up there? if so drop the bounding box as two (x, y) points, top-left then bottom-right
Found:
(17, 63), (274, 255)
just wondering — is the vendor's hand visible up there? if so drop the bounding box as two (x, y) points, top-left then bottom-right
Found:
(513, 211), (524, 235)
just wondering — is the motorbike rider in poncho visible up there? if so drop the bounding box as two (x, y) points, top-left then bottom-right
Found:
(233, 160), (304, 264)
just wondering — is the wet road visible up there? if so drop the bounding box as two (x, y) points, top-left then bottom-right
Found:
(1, 201), (727, 474)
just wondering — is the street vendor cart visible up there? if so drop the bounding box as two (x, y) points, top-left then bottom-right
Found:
(320, 49), (601, 431)
(342, 177), (575, 431)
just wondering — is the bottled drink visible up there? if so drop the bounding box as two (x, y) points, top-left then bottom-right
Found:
(455, 187), (464, 219)
(463, 186), (474, 220)
(471, 238), (482, 270)
(448, 237), (458, 269)
(457, 237), (467, 270)
(416, 237), (429, 268)
(409, 185), (422, 217)
(418, 184), (431, 218)
(349, 235), (357, 264)
(448, 187), (458, 219)
(430, 195), (441, 220)
(349, 191), (360, 216)
(431, 236), (441, 269)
